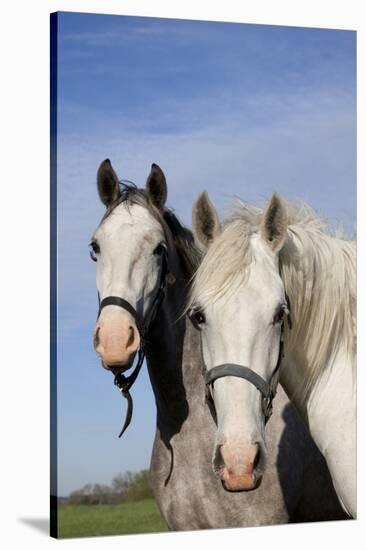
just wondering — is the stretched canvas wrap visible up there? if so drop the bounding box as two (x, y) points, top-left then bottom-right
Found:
(50, 11), (356, 539)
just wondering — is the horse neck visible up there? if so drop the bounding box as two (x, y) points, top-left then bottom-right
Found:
(145, 246), (205, 431)
(279, 229), (356, 410)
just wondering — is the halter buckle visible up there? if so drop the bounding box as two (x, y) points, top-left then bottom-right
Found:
(262, 393), (274, 422)
(114, 372), (130, 394)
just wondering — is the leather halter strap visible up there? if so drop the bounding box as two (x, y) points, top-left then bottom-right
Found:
(97, 247), (168, 437)
(98, 297), (144, 336)
(205, 331), (284, 423)
(206, 364), (272, 397)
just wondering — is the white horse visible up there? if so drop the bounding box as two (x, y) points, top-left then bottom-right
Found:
(189, 191), (356, 517)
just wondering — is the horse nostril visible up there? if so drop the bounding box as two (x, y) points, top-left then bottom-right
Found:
(94, 327), (100, 348)
(253, 445), (261, 470)
(125, 324), (140, 352)
(213, 444), (225, 477)
(126, 326), (135, 349)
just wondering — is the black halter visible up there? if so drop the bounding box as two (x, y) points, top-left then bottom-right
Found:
(204, 331), (285, 424)
(97, 247), (168, 437)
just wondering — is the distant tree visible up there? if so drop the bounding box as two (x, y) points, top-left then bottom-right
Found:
(66, 469), (153, 505)
(90, 483), (112, 505)
(127, 470), (153, 501)
(83, 484), (93, 495)
(68, 484), (93, 505)
(68, 489), (83, 506)
(111, 473), (129, 499)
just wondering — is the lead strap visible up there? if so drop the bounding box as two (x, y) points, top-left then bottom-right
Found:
(113, 347), (145, 437)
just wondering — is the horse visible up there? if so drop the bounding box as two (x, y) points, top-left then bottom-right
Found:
(189, 190), (356, 517)
(90, 159), (346, 529)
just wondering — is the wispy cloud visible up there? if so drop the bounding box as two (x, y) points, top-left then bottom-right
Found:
(59, 18), (231, 46)
(57, 85), (355, 338)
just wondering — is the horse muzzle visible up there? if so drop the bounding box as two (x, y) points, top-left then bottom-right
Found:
(214, 442), (263, 491)
(93, 315), (141, 370)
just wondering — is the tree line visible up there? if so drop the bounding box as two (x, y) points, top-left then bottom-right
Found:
(66, 469), (153, 505)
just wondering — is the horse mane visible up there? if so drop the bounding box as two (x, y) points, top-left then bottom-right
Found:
(189, 197), (356, 403)
(101, 181), (201, 280)
(278, 202), (356, 401)
(162, 210), (202, 280)
(188, 218), (254, 310)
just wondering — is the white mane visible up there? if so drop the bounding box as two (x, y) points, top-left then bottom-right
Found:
(190, 198), (356, 401)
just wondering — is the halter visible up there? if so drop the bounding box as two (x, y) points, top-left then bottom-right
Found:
(204, 331), (285, 424)
(97, 246), (168, 437)
(201, 256), (291, 424)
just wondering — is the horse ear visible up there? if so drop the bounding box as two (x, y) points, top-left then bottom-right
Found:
(260, 193), (288, 252)
(97, 159), (121, 207)
(192, 191), (221, 249)
(146, 163), (167, 211)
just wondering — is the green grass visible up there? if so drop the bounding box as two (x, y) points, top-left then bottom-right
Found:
(58, 498), (169, 539)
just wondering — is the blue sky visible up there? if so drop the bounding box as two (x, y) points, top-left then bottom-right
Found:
(55, 12), (356, 496)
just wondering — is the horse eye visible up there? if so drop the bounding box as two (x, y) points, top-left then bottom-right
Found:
(89, 240), (100, 262)
(154, 243), (167, 256)
(188, 308), (206, 327)
(273, 304), (288, 325)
